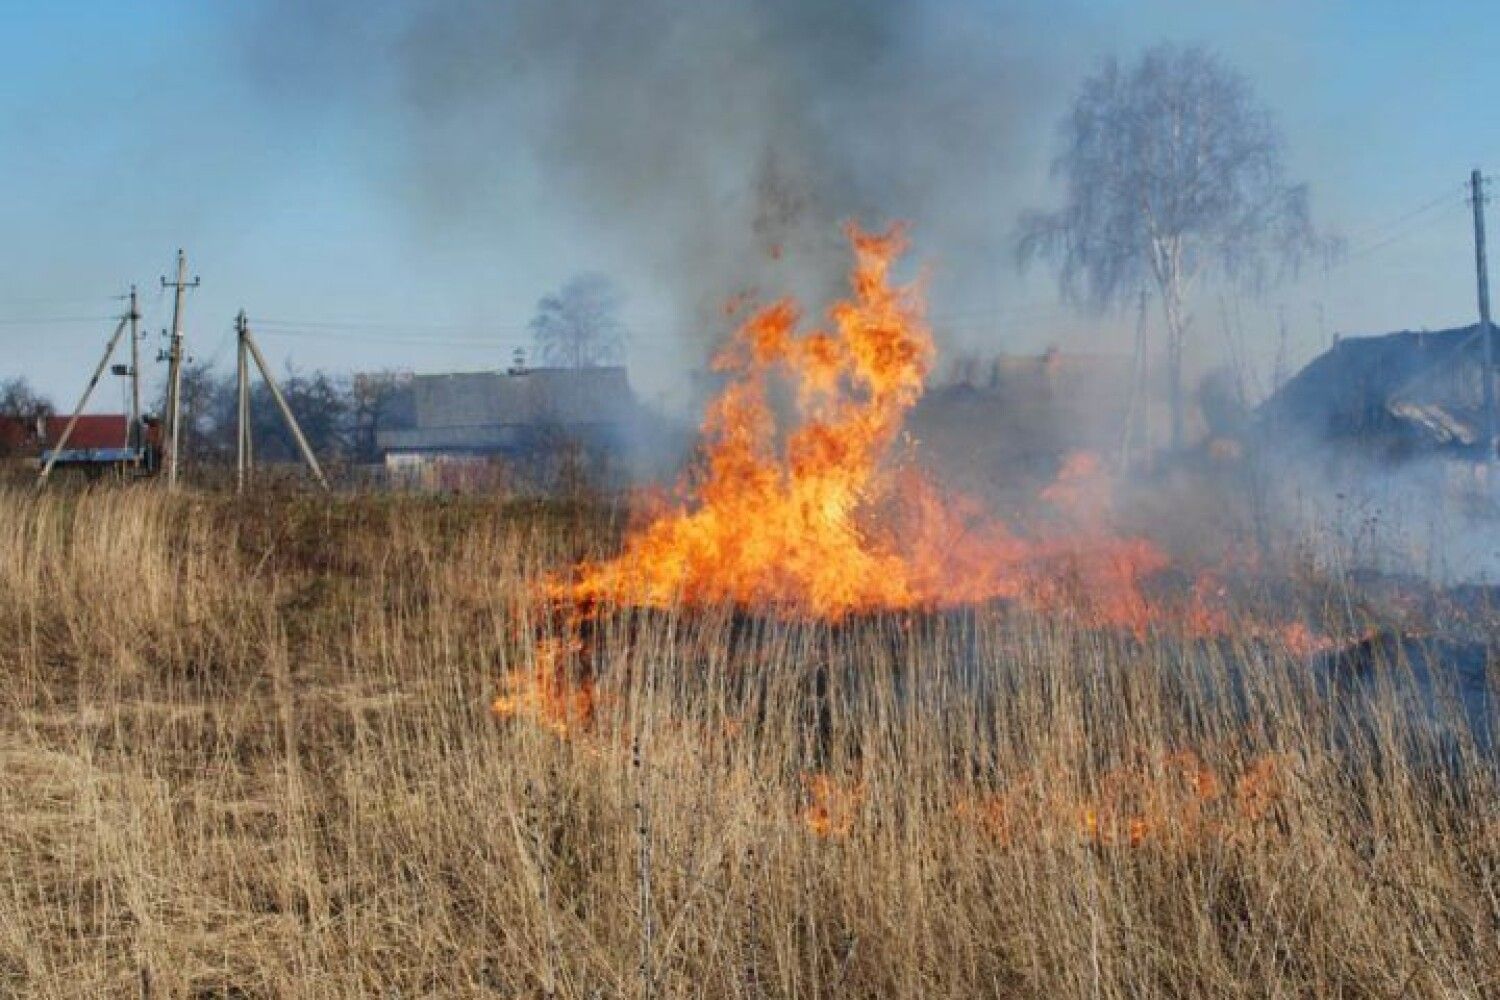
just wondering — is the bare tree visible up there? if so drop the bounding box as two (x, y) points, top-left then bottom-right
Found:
(349, 370), (412, 463)
(1019, 44), (1331, 449)
(175, 361), (231, 463)
(0, 378), (54, 423)
(0, 378), (54, 458)
(530, 273), (627, 369)
(156, 363), (354, 467)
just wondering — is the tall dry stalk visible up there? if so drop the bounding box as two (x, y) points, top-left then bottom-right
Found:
(0, 486), (1494, 997)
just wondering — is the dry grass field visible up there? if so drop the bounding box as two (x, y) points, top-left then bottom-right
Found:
(1, 486), (1497, 997)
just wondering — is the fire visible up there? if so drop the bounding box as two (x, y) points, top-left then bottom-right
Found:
(561, 224), (1176, 627)
(491, 637), (598, 737)
(954, 751), (1291, 850)
(800, 772), (865, 839)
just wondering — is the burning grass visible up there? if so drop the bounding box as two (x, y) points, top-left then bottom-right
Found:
(4, 228), (1495, 995)
(560, 225), (1332, 659)
(1, 487), (1494, 996)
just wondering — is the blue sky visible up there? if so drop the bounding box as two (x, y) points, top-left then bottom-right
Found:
(1, 1), (1496, 412)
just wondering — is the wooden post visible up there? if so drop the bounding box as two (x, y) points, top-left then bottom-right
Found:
(1472, 169), (1495, 464)
(236, 311), (252, 494)
(241, 319), (329, 491)
(127, 285), (141, 455)
(37, 316), (130, 486)
(161, 251), (200, 490)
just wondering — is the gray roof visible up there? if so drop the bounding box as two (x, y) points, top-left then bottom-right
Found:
(1260, 325), (1491, 454)
(376, 366), (638, 454)
(412, 366), (634, 429)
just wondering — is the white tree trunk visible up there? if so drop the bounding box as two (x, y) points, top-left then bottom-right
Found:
(1162, 280), (1188, 451)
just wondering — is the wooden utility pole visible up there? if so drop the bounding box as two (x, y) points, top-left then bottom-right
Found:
(37, 315), (130, 486)
(161, 250), (200, 490)
(236, 311), (254, 494)
(127, 285), (142, 455)
(239, 315), (329, 491)
(1472, 169), (1495, 463)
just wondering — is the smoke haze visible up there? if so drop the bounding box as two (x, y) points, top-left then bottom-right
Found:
(243, 1), (1046, 366)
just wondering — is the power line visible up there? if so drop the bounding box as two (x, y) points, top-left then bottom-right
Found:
(1342, 186), (1463, 246)
(252, 327), (537, 348)
(253, 316), (522, 334)
(0, 315), (117, 326)
(0, 296), (116, 309)
(251, 324), (681, 348)
(1339, 201), (1467, 264)
(196, 327), (237, 372)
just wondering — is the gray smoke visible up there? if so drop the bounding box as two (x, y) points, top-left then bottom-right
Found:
(240, 1), (1044, 360)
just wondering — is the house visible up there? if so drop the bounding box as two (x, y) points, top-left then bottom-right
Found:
(903, 348), (1174, 502)
(0, 413), (156, 473)
(1259, 325), (1494, 459)
(373, 365), (642, 489)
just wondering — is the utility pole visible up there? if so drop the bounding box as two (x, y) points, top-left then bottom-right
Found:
(127, 285), (141, 455)
(161, 250), (200, 489)
(240, 314), (329, 491)
(236, 311), (253, 494)
(1472, 169), (1495, 464)
(37, 315), (131, 486)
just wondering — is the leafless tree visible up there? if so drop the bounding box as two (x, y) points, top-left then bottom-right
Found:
(530, 273), (627, 369)
(0, 378), (54, 458)
(0, 378), (54, 423)
(158, 363), (354, 466)
(1019, 44), (1331, 449)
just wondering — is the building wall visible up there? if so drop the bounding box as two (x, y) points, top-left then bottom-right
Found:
(384, 452), (507, 493)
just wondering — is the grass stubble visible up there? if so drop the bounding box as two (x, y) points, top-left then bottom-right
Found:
(0, 486), (1496, 998)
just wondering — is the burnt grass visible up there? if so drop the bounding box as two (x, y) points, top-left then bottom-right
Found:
(3, 487), (1498, 998)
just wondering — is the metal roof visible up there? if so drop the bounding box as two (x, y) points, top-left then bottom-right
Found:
(410, 367), (635, 429)
(1260, 325), (1491, 453)
(375, 366), (639, 454)
(43, 415), (130, 450)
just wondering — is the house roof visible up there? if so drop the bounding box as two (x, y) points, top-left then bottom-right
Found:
(909, 350), (1146, 500)
(375, 366), (640, 453)
(411, 366), (635, 429)
(42, 415), (130, 450)
(2, 414), (132, 451)
(1260, 324), (1490, 452)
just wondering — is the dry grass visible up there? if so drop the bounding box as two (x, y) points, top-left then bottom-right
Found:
(0, 486), (1496, 998)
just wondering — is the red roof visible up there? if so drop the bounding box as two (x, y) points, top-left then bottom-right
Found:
(42, 415), (129, 450)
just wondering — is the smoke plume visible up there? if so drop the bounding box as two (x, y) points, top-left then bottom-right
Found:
(241, 1), (1043, 360)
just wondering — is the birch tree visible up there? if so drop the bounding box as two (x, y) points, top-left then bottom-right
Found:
(1020, 44), (1328, 449)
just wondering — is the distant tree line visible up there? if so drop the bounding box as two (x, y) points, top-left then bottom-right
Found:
(168, 363), (406, 467)
(2, 369), (392, 467)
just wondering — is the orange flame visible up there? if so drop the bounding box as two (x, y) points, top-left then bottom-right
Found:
(800, 772), (865, 839)
(491, 637), (597, 737)
(955, 751), (1290, 850)
(561, 225), (1175, 627)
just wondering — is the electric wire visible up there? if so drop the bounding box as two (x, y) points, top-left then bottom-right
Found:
(1339, 200), (1467, 264)
(0, 315), (117, 326)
